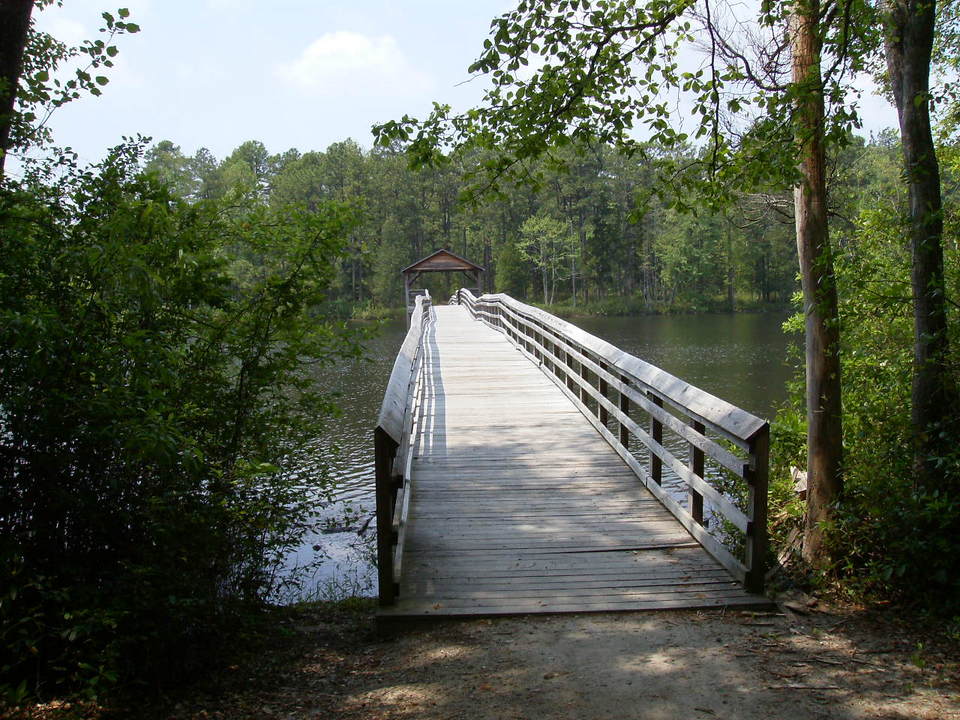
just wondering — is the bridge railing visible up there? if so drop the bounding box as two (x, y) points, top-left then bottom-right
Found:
(455, 288), (770, 593)
(374, 290), (432, 605)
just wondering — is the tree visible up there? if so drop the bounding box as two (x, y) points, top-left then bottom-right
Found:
(374, 0), (856, 562)
(0, 5), (359, 696)
(518, 212), (576, 304)
(884, 0), (957, 485)
(2, 4), (139, 174)
(790, 0), (844, 563)
(144, 139), (198, 197)
(0, 0), (32, 178)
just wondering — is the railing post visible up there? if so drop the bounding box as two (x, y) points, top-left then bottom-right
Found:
(688, 420), (705, 525)
(619, 375), (630, 448)
(744, 424), (770, 594)
(374, 426), (399, 605)
(579, 350), (590, 405)
(649, 393), (663, 485)
(598, 361), (609, 427)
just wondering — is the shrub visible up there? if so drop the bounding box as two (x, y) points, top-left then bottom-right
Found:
(0, 142), (359, 698)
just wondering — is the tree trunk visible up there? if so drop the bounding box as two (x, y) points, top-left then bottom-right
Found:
(571, 251), (576, 307)
(885, 0), (956, 486)
(542, 252), (548, 305)
(726, 221), (735, 311)
(791, 0), (844, 565)
(0, 0), (33, 178)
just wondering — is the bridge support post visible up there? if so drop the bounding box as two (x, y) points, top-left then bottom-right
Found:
(598, 362), (609, 427)
(688, 420), (705, 525)
(619, 376), (630, 448)
(374, 426), (399, 605)
(744, 425), (770, 594)
(649, 393), (663, 485)
(579, 354), (590, 406)
(566, 351), (577, 394)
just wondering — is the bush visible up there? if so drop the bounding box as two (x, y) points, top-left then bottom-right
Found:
(0, 142), (359, 699)
(768, 204), (960, 612)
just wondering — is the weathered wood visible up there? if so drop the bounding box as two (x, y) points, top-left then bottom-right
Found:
(382, 592), (768, 618)
(744, 424), (770, 594)
(619, 375), (631, 448)
(461, 290), (767, 586)
(689, 419), (705, 525)
(598, 360), (610, 427)
(377, 294), (430, 443)
(374, 426), (398, 606)
(479, 292), (766, 441)
(650, 393), (664, 486)
(493, 300), (753, 472)
(533, 359), (750, 581)
(377, 302), (768, 616)
(374, 293), (432, 606)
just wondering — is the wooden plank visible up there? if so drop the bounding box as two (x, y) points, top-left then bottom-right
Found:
(385, 593), (768, 617)
(405, 542), (701, 556)
(405, 552), (727, 574)
(406, 565), (731, 582)
(481, 294), (768, 440)
(498, 312), (753, 477)
(525, 357), (751, 581)
(378, 303), (762, 618)
(406, 571), (735, 587)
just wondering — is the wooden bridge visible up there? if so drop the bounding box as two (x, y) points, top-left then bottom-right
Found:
(375, 290), (770, 617)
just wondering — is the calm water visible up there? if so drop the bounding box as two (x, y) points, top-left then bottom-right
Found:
(282, 310), (794, 602)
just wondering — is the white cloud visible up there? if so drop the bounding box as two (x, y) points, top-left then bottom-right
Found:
(276, 31), (433, 98)
(43, 16), (88, 47)
(206, 0), (252, 9)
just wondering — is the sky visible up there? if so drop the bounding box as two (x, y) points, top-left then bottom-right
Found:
(30, 0), (900, 167)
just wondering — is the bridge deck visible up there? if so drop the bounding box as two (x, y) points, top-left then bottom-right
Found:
(382, 305), (764, 617)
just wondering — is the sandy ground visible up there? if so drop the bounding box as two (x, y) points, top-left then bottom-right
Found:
(327, 609), (959, 720)
(10, 602), (960, 720)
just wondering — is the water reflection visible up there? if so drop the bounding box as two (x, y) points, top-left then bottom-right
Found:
(282, 311), (793, 602)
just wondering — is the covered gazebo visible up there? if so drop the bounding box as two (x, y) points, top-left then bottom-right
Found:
(401, 249), (485, 323)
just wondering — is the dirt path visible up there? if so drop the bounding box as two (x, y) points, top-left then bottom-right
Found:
(332, 610), (957, 720)
(11, 603), (960, 720)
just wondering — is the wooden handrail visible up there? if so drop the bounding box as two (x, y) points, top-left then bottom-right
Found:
(456, 288), (770, 593)
(374, 291), (432, 605)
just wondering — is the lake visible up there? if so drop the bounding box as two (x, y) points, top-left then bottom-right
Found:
(279, 309), (796, 602)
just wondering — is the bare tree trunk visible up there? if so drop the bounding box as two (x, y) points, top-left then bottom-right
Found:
(542, 247), (549, 305)
(0, 0), (33, 178)
(725, 220), (735, 311)
(885, 0), (956, 486)
(571, 251), (576, 307)
(791, 0), (844, 565)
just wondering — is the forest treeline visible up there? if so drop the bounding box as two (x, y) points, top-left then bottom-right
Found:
(143, 135), (812, 314)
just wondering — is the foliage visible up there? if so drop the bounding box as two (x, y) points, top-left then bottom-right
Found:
(13, 3), (140, 160)
(517, 213), (576, 304)
(766, 138), (960, 610)
(0, 140), (360, 698)
(822, 196), (959, 610)
(145, 135), (798, 313)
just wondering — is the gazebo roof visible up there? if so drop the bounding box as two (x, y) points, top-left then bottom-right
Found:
(401, 248), (484, 275)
